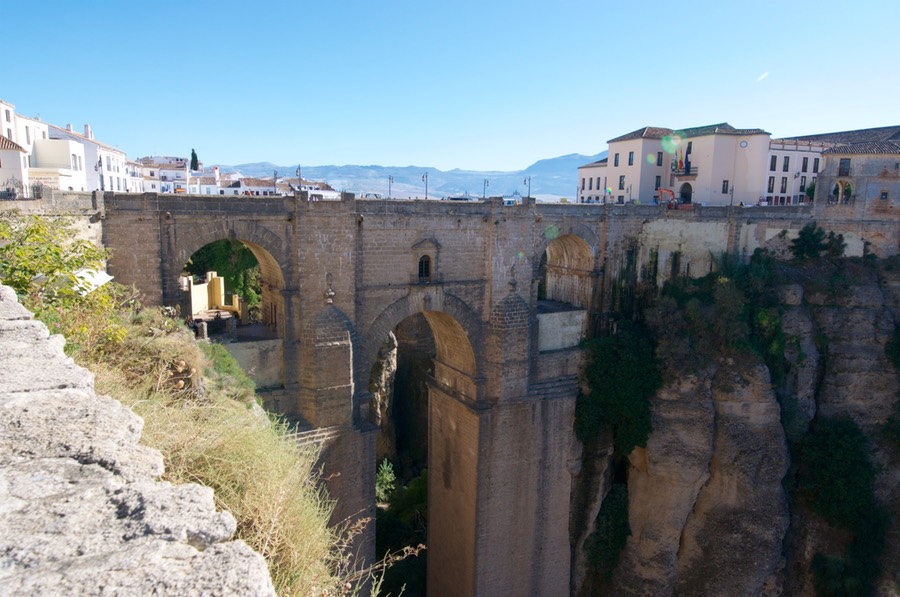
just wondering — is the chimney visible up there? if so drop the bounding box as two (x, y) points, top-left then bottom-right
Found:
(66, 123), (73, 132)
(84, 124), (93, 139)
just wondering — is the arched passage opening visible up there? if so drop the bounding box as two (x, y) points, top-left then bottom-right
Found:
(679, 182), (693, 203)
(537, 234), (594, 351)
(368, 307), (478, 596)
(179, 238), (286, 389)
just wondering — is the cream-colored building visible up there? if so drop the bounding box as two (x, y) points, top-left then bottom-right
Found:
(579, 123), (770, 206)
(581, 123), (900, 207)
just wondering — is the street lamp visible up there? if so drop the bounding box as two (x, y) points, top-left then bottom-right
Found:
(295, 165), (302, 191)
(388, 175), (394, 199)
(523, 176), (531, 198)
(422, 172), (428, 200)
(627, 184), (632, 203)
(483, 178), (489, 199)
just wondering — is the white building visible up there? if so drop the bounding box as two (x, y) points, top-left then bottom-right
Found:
(139, 156), (189, 193)
(0, 135), (29, 198)
(48, 123), (129, 192)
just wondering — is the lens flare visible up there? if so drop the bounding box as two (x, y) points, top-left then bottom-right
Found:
(517, 251), (525, 260)
(645, 153), (656, 165)
(543, 224), (560, 240)
(661, 134), (683, 154)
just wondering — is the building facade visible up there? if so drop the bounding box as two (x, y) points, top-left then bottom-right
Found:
(581, 123), (900, 207)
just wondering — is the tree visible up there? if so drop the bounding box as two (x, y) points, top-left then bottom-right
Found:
(791, 223), (827, 260)
(190, 148), (199, 171)
(805, 180), (816, 200)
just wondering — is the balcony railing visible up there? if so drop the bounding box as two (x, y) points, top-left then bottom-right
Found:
(671, 166), (698, 176)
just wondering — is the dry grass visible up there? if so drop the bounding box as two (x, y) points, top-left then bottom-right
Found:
(78, 302), (344, 595)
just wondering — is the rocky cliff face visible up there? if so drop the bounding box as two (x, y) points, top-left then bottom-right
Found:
(577, 261), (899, 596)
(0, 285), (276, 596)
(610, 363), (789, 596)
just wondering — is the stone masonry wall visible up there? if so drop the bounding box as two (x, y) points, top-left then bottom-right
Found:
(0, 284), (275, 596)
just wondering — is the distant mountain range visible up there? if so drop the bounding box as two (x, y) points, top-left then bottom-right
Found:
(214, 152), (608, 200)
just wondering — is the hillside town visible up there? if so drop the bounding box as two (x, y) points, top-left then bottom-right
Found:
(0, 98), (338, 201)
(2, 97), (898, 212)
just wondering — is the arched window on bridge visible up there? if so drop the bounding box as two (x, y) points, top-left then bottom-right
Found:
(418, 255), (431, 283)
(411, 238), (439, 285)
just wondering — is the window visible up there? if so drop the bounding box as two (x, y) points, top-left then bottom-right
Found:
(838, 158), (851, 176)
(722, 180), (729, 194)
(581, 178), (585, 190)
(628, 151), (634, 166)
(71, 154), (77, 170)
(5, 128), (10, 139)
(802, 157), (808, 172)
(614, 153), (620, 167)
(656, 151), (663, 166)
(768, 177), (775, 193)
(881, 191), (889, 200)
(780, 177), (788, 193)
(783, 156), (790, 172)
(77, 156), (82, 170)
(813, 158), (819, 173)
(618, 175), (625, 190)
(770, 155), (777, 171)
(4, 109), (9, 122)
(800, 176), (806, 192)
(588, 178), (592, 190)
(655, 175), (661, 190)
(418, 255), (431, 283)
(25, 126), (30, 144)
(106, 156), (111, 170)
(596, 177), (601, 190)
(686, 141), (692, 154)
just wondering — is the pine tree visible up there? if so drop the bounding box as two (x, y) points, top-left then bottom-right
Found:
(190, 148), (199, 171)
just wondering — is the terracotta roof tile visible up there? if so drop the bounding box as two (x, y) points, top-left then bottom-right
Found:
(777, 125), (900, 144)
(0, 136), (25, 152)
(823, 141), (900, 155)
(608, 127), (672, 143)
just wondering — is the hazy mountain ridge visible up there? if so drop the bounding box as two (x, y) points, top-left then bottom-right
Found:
(215, 151), (607, 199)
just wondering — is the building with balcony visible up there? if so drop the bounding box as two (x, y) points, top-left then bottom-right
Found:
(815, 140), (900, 220)
(581, 123), (900, 207)
(578, 123), (770, 206)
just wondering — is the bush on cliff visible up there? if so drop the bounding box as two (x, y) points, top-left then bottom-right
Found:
(577, 320), (659, 454)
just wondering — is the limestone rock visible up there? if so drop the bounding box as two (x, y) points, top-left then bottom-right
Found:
(0, 284), (276, 596)
(610, 365), (789, 596)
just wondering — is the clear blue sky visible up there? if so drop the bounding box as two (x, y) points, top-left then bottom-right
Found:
(5, 0), (897, 171)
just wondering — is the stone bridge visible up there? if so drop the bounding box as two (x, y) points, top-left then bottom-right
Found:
(98, 191), (897, 596)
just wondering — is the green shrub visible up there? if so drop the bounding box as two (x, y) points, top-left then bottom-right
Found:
(585, 483), (631, 580)
(801, 417), (876, 528)
(577, 321), (659, 454)
(790, 223), (845, 261)
(886, 324), (900, 371)
(376, 458), (397, 503)
(198, 341), (256, 403)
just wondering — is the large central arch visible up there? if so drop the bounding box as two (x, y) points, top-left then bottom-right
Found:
(361, 289), (483, 596)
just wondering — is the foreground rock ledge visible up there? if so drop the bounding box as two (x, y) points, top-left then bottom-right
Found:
(0, 285), (276, 596)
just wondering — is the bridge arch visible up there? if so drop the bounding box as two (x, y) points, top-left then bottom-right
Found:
(537, 233), (596, 309)
(170, 220), (291, 338)
(358, 290), (483, 402)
